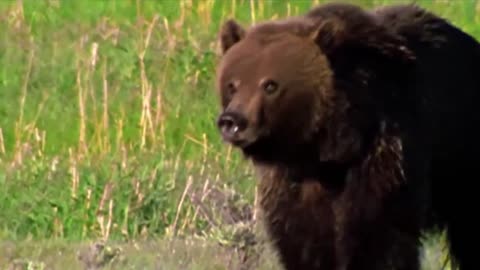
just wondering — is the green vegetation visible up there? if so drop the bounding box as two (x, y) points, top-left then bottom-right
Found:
(0, 0), (478, 269)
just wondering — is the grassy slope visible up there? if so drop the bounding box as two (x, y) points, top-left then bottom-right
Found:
(0, 0), (478, 269)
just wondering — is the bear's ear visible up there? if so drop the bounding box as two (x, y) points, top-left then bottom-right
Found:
(309, 18), (346, 54)
(219, 19), (246, 54)
(310, 19), (415, 63)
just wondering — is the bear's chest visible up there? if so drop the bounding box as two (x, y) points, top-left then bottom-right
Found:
(257, 172), (338, 269)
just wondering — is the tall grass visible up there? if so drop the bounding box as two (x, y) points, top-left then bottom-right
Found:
(0, 0), (478, 247)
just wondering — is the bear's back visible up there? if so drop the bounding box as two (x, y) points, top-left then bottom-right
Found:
(374, 4), (480, 153)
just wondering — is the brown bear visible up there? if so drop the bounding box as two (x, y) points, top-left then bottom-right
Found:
(215, 2), (480, 270)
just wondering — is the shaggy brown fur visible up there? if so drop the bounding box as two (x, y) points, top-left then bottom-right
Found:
(215, 2), (480, 270)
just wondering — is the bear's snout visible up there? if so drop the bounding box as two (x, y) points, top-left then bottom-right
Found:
(217, 111), (249, 145)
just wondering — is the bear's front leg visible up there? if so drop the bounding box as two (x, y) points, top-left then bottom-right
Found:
(335, 221), (421, 270)
(333, 185), (422, 270)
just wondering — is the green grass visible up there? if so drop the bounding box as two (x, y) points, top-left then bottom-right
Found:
(0, 0), (478, 269)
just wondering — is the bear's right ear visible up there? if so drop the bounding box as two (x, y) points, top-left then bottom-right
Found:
(219, 19), (246, 54)
(309, 18), (346, 54)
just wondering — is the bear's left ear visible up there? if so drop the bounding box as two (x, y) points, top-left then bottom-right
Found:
(219, 19), (246, 54)
(309, 18), (415, 63)
(309, 18), (346, 54)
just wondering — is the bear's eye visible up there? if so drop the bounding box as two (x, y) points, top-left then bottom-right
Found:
(262, 79), (279, 94)
(226, 82), (236, 97)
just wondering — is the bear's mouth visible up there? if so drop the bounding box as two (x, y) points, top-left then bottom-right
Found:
(221, 129), (259, 149)
(227, 137), (251, 148)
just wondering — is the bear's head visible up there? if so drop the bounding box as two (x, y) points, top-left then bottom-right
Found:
(215, 4), (415, 166)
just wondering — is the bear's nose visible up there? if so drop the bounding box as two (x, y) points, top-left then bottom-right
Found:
(217, 112), (248, 138)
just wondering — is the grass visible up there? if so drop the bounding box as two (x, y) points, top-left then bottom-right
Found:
(0, 0), (478, 269)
